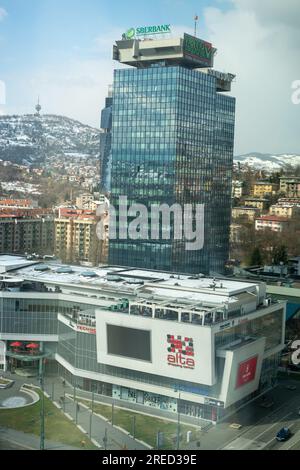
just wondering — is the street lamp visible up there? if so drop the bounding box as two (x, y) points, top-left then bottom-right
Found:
(132, 415), (136, 440)
(88, 382), (96, 438)
(39, 358), (45, 451)
(175, 388), (181, 451)
(103, 428), (108, 450)
(111, 399), (115, 426)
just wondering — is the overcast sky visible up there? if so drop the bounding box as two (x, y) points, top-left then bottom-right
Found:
(0, 0), (299, 155)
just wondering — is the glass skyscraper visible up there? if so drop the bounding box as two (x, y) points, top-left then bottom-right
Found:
(100, 86), (113, 194)
(109, 34), (235, 274)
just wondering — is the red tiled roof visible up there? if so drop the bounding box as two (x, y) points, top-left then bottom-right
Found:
(255, 216), (289, 222)
(0, 199), (33, 207)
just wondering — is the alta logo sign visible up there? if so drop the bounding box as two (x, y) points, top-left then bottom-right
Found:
(167, 335), (195, 369)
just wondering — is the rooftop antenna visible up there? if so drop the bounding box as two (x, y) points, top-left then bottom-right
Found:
(194, 14), (199, 37)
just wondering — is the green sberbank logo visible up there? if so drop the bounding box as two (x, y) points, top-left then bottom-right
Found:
(123, 24), (171, 39)
(124, 28), (135, 39)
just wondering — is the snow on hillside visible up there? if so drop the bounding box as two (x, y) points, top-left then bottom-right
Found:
(234, 153), (300, 171)
(0, 114), (100, 165)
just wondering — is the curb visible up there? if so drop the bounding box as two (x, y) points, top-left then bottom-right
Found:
(77, 424), (88, 434)
(91, 438), (102, 448)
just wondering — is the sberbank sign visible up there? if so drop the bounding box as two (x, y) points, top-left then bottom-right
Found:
(123, 24), (171, 39)
(183, 33), (214, 65)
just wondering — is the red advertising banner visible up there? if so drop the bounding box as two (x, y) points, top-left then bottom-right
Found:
(236, 356), (258, 389)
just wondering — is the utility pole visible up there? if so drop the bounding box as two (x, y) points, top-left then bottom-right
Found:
(132, 415), (136, 440)
(176, 390), (181, 451)
(103, 428), (108, 450)
(91, 387), (95, 415)
(63, 389), (66, 413)
(75, 401), (79, 424)
(39, 358), (45, 450)
(194, 14), (199, 37)
(111, 400), (114, 426)
(89, 412), (92, 438)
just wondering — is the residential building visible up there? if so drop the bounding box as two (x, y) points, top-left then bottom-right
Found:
(76, 193), (106, 211)
(230, 224), (243, 244)
(269, 204), (300, 219)
(0, 214), (54, 254)
(255, 216), (289, 232)
(109, 33), (236, 275)
(232, 180), (244, 199)
(279, 177), (300, 197)
(232, 207), (260, 221)
(276, 197), (300, 207)
(253, 182), (278, 198)
(243, 198), (269, 211)
(55, 208), (108, 265)
(0, 199), (38, 209)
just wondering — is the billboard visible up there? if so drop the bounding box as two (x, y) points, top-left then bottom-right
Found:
(96, 311), (215, 386)
(106, 324), (151, 362)
(183, 33), (216, 67)
(219, 337), (265, 408)
(236, 356), (258, 389)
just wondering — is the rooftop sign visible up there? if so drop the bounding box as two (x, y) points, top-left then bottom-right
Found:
(183, 33), (215, 67)
(123, 24), (171, 40)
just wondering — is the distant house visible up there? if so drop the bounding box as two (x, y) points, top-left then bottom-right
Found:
(253, 182), (278, 198)
(255, 215), (289, 232)
(279, 177), (300, 197)
(232, 207), (260, 221)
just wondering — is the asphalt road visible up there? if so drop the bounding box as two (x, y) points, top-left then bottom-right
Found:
(220, 384), (300, 450)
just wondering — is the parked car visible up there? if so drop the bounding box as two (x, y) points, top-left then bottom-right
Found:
(286, 385), (297, 391)
(260, 400), (274, 409)
(276, 427), (291, 442)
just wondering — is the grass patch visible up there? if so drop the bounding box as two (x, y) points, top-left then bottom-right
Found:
(77, 397), (201, 450)
(0, 390), (96, 449)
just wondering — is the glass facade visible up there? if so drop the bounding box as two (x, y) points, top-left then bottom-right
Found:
(100, 93), (113, 194)
(215, 308), (284, 351)
(109, 65), (235, 274)
(0, 289), (283, 421)
(0, 298), (58, 335)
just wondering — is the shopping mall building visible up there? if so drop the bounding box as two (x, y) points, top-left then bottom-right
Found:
(0, 255), (285, 422)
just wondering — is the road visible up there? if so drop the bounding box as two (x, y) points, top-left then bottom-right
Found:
(221, 386), (300, 450)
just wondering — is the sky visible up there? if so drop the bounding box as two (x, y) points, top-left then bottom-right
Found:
(0, 0), (299, 155)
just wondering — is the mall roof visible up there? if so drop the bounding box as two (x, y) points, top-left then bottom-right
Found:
(0, 255), (261, 302)
(0, 255), (37, 274)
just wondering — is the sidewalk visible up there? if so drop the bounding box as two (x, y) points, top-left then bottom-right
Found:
(0, 427), (80, 450)
(43, 378), (148, 450)
(1, 372), (148, 450)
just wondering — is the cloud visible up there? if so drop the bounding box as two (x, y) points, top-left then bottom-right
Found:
(233, 0), (300, 29)
(204, 0), (300, 154)
(6, 2), (300, 155)
(0, 7), (7, 21)
(27, 58), (114, 126)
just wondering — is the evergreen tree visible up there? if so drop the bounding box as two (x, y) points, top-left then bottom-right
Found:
(249, 246), (263, 266)
(273, 245), (288, 265)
